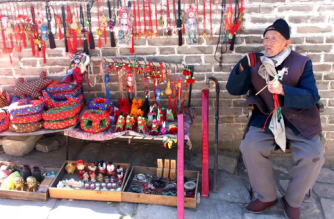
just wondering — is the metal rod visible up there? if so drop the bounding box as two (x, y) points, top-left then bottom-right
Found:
(187, 65), (194, 108)
(66, 135), (69, 160)
(209, 76), (220, 193)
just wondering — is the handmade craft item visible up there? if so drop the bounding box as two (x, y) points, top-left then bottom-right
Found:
(125, 115), (135, 130)
(26, 176), (38, 192)
(43, 115), (79, 130)
(12, 71), (53, 99)
(114, 114), (126, 132)
(9, 99), (44, 117)
(14, 176), (25, 191)
(43, 104), (82, 121)
(9, 121), (43, 133)
(61, 51), (90, 84)
(65, 162), (76, 175)
(80, 110), (110, 133)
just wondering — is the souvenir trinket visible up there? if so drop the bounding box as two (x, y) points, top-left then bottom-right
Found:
(14, 176), (25, 191)
(26, 176), (38, 192)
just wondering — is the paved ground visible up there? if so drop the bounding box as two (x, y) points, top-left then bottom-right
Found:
(0, 135), (334, 219)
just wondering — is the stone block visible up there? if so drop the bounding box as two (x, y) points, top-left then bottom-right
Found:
(2, 135), (43, 156)
(36, 138), (60, 153)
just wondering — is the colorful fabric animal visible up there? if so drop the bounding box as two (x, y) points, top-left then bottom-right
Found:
(12, 71), (53, 99)
(130, 99), (144, 120)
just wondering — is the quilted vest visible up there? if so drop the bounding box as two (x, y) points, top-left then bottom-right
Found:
(246, 50), (322, 139)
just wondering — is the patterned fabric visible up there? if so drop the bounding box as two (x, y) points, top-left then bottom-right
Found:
(43, 104), (82, 121)
(81, 110), (110, 133)
(10, 111), (43, 124)
(12, 71), (53, 99)
(44, 114), (79, 130)
(12, 97), (32, 104)
(0, 110), (9, 132)
(43, 90), (84, 109)
(0, 90), (10, 108)
(9, 100), (44, 116)
(49, 85), (82, 100)
(46, 80), (77, 93)
(88, 98), (113, 111)
(9, 121), (43, 133)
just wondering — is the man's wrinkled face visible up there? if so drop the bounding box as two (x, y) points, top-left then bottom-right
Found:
(263, 30), (290, 57)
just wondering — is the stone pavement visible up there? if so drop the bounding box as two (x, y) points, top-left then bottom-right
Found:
(0, 137), (334, 219)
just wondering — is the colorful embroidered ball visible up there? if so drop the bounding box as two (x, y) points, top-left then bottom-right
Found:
(9, 100), (44, 117)
(49, 85), (82, 100)
(0, 110), (9, 132)
(44, 114), (79, 130)
(46, 80), (77, 93)
(10, 110), (44, 124)
(43, 104), (82, 121)
(9, 121), (43, 133)
(12, 71), (53, 99)
(43, 90), (84, 109)
(88, 97), (113, 112)
(80, 110), (110, 133)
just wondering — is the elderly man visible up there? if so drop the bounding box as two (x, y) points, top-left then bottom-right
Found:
(226, 19), (325, 219)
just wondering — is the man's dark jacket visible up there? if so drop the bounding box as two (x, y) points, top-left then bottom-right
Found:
(226, 50), (322, 139)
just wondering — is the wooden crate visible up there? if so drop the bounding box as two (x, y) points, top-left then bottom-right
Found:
(0, 161), (60, 202)
(122, 166), (199, 208)
(49, 161), (130, 202)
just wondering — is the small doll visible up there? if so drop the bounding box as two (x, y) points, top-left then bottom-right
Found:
(76, 160), (86, 179)
(137, 116), (147, 134)
(117, 165), (124, 184)
(88, 162), (97, 174)
(98, 160), (107, 175)
(107, 162), (115, 176)
(82, 172), (89, 182)
(115, 115), (126, 132)
(150, 119), (160, 135)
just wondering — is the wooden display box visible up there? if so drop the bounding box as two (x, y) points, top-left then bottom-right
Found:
(49, 161), (130, 202)
(122, 166), (199, 208)
(0, 161), (60, 202)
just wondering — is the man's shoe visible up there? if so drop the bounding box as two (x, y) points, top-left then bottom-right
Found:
(246, 198), (278, 213)
(281, 196), (300, 219)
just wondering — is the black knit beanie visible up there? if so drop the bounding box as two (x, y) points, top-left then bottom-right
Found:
(263, 19), (290, 40)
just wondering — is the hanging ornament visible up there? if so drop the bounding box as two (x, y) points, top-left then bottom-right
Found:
(186, 2), (198, 44)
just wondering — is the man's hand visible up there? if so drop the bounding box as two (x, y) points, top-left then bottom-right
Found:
(267, 80), (284, 96)
(239, 52), (264, 71)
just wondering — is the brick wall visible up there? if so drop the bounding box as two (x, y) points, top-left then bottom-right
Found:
(0, 0), (333, 157)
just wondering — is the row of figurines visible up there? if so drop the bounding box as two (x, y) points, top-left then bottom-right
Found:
(65, 160), (124, 184)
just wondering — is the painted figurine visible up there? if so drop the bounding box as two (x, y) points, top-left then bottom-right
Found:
(117, 165), (124, 184)
(107, 162), (115, 176)
(125, 115), (135, 130)
(83, 172), (89, 182)
(14, 176), (25, 191)
(26, 176), (38, 192)
(65, 162), (76, 175)
(150, 119), (160, 135)
(76, 160), (86, 179)
(137, 116), (147, 134)
(115, 115), (126, 132)
(98, 160), (107, 175)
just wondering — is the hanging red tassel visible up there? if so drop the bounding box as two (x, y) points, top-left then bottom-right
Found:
(30, 37), (35, 56)
(22, 33), (27, 48)
(72, 31), (77, 52)
(130, 35), (134, 53)
(58, 27), (63, 40)
(104, 28), (107, 45)
(42, 41), (46, 64)
(67, 38), (72, 53)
